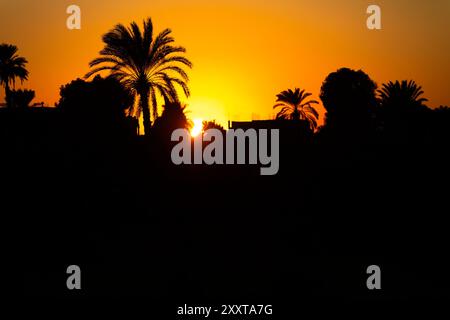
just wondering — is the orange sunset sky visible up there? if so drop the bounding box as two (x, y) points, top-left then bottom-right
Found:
(1, 0), (449, 127)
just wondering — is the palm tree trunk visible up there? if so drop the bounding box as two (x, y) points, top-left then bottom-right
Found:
(140, 88), (151, 136)
(292, 107), (300, 121)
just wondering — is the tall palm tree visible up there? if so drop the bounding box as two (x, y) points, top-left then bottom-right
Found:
(378, 80), (428, 111)
(85, 17), (192, 136)
(273, 88), (319, 129)
(0, 44), (29, 107)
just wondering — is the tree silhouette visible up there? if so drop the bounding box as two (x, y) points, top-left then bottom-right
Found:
(430, 105), (450, 143)
(378, 80), (428, 112)
(319, 68), (377, 141)
(202, 120), (225, 132)
(153, 100), (192, 135)
(57, 75), (134, 138)
(6, 89), (35, 108)
(378, 80), (430, 143)
(273, 88), (319, 130)
(0, 44), (29, 108)
(85, 17), (192, 136)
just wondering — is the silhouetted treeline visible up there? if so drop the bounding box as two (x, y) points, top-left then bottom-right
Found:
(2, 67), (449, 306)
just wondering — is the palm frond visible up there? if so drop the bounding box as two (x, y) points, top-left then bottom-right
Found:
(273, 86), (319, 129)
(85, 18), (192, 134)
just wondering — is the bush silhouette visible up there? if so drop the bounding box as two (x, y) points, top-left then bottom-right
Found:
(152, 100), (192, 138)
(202, 120), (225, 132)
(57, 75), (134, 139)
(319, 68), (377, 142)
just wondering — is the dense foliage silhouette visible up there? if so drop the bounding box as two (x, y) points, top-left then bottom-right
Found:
(57, 75), (134, 139)
(319, 68), (377, 142)
(152, 100), (192, 137)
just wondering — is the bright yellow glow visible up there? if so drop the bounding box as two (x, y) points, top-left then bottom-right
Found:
(190, 118), (203, 137)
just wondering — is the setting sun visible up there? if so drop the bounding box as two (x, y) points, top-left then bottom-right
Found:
(190, 118), (203, 137)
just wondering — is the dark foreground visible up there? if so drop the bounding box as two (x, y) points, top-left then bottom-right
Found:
(2, 108), (449, 316)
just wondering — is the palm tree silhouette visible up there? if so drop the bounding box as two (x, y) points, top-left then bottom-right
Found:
(7, 89), (35, 108)
(85, 17), (192, 136)
(378, 80), (428, 111)
(273, 88), (319, 129)
(202, 120), (225, 132)
(0, 44), (29, 108)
